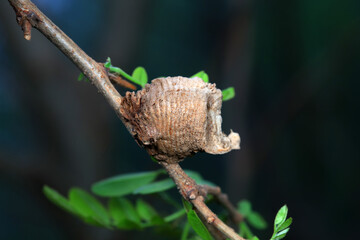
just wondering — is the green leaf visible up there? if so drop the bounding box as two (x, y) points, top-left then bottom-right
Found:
(182, 198), (193, 213)
(191, 71), (209, 83)
(184, 170), (203, 183)
(108, 197), (142, 229)
(239, 221), (254, 238)
(108, 198), (133, 229)
(237, 200), (252, 217)
(77, 73), (89, 82)
(274, 205), (288, 227)
(136, 199), (158, 222)
(78, 73), (84, 81)
(247, 212), (267, 230)
(164, 209), (186, 222)
(43, 185), (79, 217)
(274, 228), (290, 239)
(222, 87), (235, 101)
(136, 199), (164, 226)
(104, 57), (112, 68)
(250, 237), (260, 240)
(68, 188), (110, 227)
(159, 191), (181, 208)
(132, 67), (148, 87)
(197, 179), (217, 187)
(187, 210), (213, 240)
(276, 217), (292, 233)
(134, 178), (175, 194)
(185, 169), (216, 187)
(92, 170), (164, 197)
(181, 222), (191, 240)
(271, 206), (292, 240)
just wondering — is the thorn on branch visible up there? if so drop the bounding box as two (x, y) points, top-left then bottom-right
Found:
(11, 3), (41, 41)
(20, 17), (32, 40)
(187, 190), (197, 200)
(207, 216), (215, 223)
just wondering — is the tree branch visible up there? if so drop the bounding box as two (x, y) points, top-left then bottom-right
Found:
(8, 0), (122, 111)
(201, 185), (244, 225)
(7, 1), (245, 239)
(160, 162), (245, 240)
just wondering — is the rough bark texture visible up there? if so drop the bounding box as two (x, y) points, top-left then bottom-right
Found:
(120, 76), (241, 163)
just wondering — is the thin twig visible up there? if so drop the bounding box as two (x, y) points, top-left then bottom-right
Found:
(201, 185), (244, 225)
(108, 72), (137, 90)
(7, 1), (245, 239)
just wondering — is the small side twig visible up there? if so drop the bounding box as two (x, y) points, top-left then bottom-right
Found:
(201, 185), (244, 225)
(107, 71), (137, 90)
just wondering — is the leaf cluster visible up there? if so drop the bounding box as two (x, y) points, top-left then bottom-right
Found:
(44, 168), (215, 239)
(236, 201), (292, 240)
(78, 58), (235, 101)
(44, 166), (292, 240)
(270, 205), (292, 240)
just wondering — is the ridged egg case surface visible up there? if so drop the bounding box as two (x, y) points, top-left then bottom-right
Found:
(120, 77), (240, 163)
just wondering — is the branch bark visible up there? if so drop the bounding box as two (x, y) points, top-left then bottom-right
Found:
(7, 1), (245, 239)
(160, 162), (245, 240)
(8, 0), (122, 112)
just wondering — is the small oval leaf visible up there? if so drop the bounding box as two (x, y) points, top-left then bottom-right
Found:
(187, 210), (213, 240)
(275, 228), (290, 239)
(190, 71), (209, 83)
(136, 199), (158, 221)
(237, 200), (252, 217)
(182, 198), (193, 213)
(132, 67), (148, 87)
(276, 217), (292, 232)
(109, 197), (142, 229)
(69, 188), (110, 227)
(43, 185), (79, 217)
(92, 170), (163, 197)
(247, 212), (267, 230)
(134, 178), (175, 194)
(222, 87), (235, 101)
(274, 205), (288, 226)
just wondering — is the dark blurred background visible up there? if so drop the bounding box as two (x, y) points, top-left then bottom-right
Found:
(0, 0), (359, 239)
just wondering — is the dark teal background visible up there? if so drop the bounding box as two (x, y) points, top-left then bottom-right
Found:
(0, 0), (359, 239)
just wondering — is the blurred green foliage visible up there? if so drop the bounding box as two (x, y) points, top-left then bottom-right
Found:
(44, 168), (291, 240)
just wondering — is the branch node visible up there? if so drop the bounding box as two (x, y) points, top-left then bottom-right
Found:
(188, 191), (197, 200)
(207, 216), (216, 224)
(11, 4), (41, 41)
(22, 19), (32, 40)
